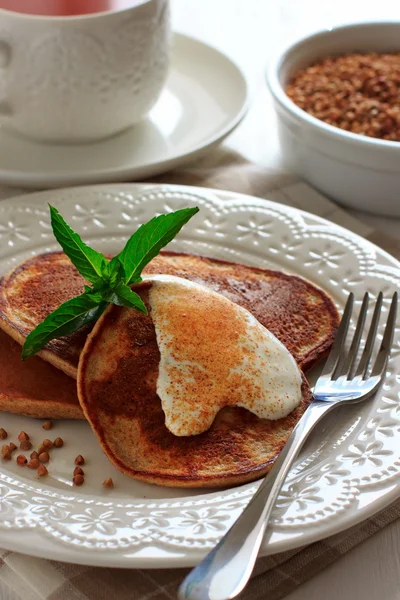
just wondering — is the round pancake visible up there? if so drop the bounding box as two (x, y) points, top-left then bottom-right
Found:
(146, 253), (338, 372)
(0, 255), (89, 378)
(0, 251), (338, 379)
(0, 328), (83, 419)
(78, 285), (313, 488)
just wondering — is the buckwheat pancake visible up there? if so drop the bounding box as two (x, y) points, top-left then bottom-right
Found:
(78, 284), (313, 488)
(0, 253), (91, 379)
(0, 328), (83, 419)
(0, 251), (338, 379)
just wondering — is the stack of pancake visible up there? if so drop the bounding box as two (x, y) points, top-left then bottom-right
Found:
(0, 251), (338, 487)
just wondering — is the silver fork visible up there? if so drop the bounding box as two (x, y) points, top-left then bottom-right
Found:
(178, 291), (398, 600)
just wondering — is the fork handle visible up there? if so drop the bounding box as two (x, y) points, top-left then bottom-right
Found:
(178, 400), (335, 600)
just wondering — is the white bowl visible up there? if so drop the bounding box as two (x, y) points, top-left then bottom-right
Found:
(0, 0), (170, 143)
(266, 22), (400, 217)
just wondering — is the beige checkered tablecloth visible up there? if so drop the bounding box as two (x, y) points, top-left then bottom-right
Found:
(0, 150), (400, 600)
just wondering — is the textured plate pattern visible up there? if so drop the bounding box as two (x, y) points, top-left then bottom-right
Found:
(0, 184), (399, 568)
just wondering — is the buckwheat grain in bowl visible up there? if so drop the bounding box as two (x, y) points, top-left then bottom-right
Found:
(286, 52), (400, 141)
(266, 21), (400, 216)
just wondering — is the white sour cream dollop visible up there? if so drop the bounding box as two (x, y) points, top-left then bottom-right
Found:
(146, 275), (302, 436)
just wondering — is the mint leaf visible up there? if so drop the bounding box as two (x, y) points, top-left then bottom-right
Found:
(103, 283), (147, 313)
(115, 207), (199, 284)
(84, 290), (105, 304)
(104, 255), (120, 277)
(50, 205), (107, 284)
(21, 294), (107, 360)
(22, 205), (199, 358)
(108, 258), (127, 288)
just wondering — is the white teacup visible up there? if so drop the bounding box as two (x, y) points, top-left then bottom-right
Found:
(0, 0), (170, 143)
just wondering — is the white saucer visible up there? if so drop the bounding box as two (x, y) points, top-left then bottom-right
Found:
(0, 34), (248, 189)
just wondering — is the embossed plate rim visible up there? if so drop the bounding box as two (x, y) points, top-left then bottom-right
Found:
(0, 183), (399, 568)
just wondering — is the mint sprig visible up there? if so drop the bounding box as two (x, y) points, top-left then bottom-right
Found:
(49, 205), (107, 285)
(102, 282), (147, 311)
(21, 205), (199, 359)
(116, 211), (203, 284)
(21, 295), (107, 359)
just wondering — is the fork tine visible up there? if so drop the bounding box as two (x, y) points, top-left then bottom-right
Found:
(319, 293), (354, 378)
(335, 292), (369, 379)
(371, 292), (398, 377)
(355, 292), (383, 379)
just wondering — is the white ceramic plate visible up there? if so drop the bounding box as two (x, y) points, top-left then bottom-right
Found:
(0, 183), (399, 569)
(0, 34), (248, 189)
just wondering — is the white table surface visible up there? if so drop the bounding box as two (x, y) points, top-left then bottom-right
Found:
(2, 1), (400, 599)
